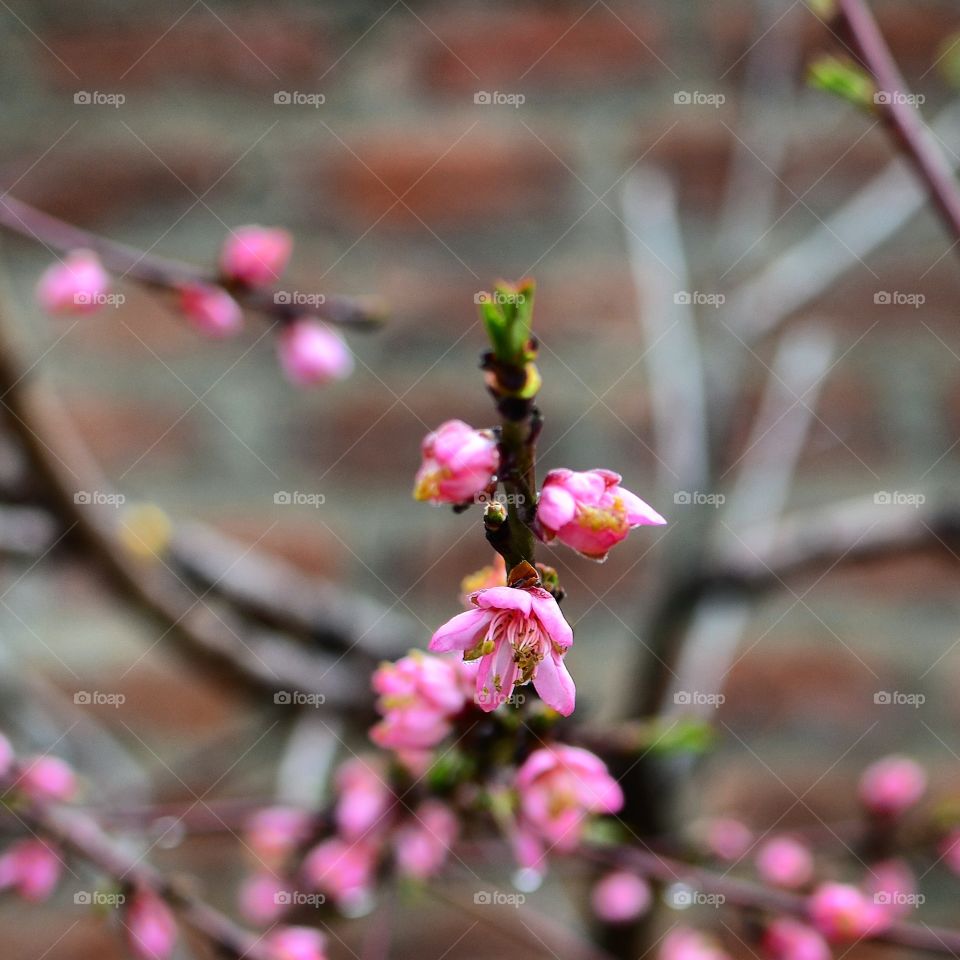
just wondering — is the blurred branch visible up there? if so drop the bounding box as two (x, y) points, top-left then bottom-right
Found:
(0, 194), (386, 329)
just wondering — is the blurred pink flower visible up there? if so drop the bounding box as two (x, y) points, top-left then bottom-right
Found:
(865, 859), (917, 920)
(0, 733), (13, 779)
(859, 756), (926, 818)
(277, 320), (353, 386)
(267, 926), (328, 960)
(660, 927), (730, 960)
(429, 584), (575, 715)
(303, 837), (378, 909)
(755, 836), (814, 889)
(0, 839), (62, 902)
(393, 801), (459, 881)
(334, 757), (392, 842)
(704, 818), (753, 862)
(36, 249), (110, 315)
(763, 918), (830, 960)
(535, 468), (665, 559)
(413, 420), (500, 505)
(513, 745), (623, 868)
(220, 225), (292, 288)
(238, 871), (289, 925)
(940, 829), (960, 876)
(808, 882), (887, 942)
(16, 755), (77, 802)
(245, 806), (312, 867)
(178, 282), (242, 338)
(591, 870), (651, 923)
(126, 890), (177, 960)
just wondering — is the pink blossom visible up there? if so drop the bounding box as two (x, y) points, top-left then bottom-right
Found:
(126, 890), (178, 960)
(0, 839), (62, 902)
(591, 871), (651, 923)
(0, 733), (13, 779)
(535, 468), (665, 559)
(245, 806), (312, 867)
(277, 320), (353, 386)
(36, 249), (111, 315)
(704, 818), (753, 862)
(808, 882), (887, 942)
(393, 801), (459, 881)
(513, 745), (623, 868)
(859, 756), (926, 818)
(865, 859), (917, 920)
(303, 837), (378, 909)
(178, 282), (242, 338)
(755, 836), (814, 889)
(763, 918), (831, 960)
(429, 583), (575, 715)
(16, 755), (77, 802)
(334, 757), (392, 841)
(660, 927), (730, 960)
(220, 226), (292, 288)
(370, 652), (471, 752)
(267, 926), (328, 960)
(413, 420), (500, 505)
(940, 830), (960, 876)
(238, 871), (289, 925)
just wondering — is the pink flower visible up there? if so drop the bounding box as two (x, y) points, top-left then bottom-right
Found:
(277, 320), (353, 386)
(36, 249), (111, 315)
(940, 829), (960, 876)
(0, 839), (62, 902)
(220, 226), (292, 288)
(393, 801), (459, 881)
(704, 818), (753, 862)
(859, 756), (926, 817)
(0, 733), (13, 779)
(178, 282), (242, 338)
(370, 652), (472, 752)
(429, 583), (575, 715)
(126, 890), (178, 960)
(267, 926), (328, 960)
(660, 927), (730, 960)
(334, 757), (392, 842)
(535, 468), (665, 559)
(808, 882), (887, 942)
(865, 859), (917, 920)
(763, 918), (831, 960)
(16, 755), (77, 802)
(238, 871), (288, 925)
(591, 871), (651, 923)
(245, 806), (312, 867)
(513, 745), (623, 868)
(755, 836), (814, 889)
(413, 420), (500, 505)
(303, 837), (378, 909)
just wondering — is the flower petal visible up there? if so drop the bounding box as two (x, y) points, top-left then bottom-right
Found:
(533, 651), (576, 716)
(474, 586), (532, 615)
(536, 483), (577, 532)
(616, 487), (666, 526)
(429, 608), (491, 652)
(531, 592), (574, 649)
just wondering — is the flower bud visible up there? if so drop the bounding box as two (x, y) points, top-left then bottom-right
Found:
(16, 755), (77, 802)
(808, 882), (886, 942)
(178, 282), (242, 338)
(763, 918), (830, 960)
(591, 871), (651, 923)
(36, 249), (110, 315)
(704, 818), (752, 862)
(755, 836), (814, 889)
(393, 801), (458, 881)
(267, 926), (328, 960)
(859, 756), (926, 818)
(0, 839), (62, 901)
(220, 226), (292, 288)
(238, 871), (288, 925)
(244, 806), (312, 867)
(125, 890), (177, 960)
(413, 420), (500, 505)
(277, 320), (353, 386)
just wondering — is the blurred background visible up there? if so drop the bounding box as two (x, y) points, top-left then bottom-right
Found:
(2, 0), (960, 956)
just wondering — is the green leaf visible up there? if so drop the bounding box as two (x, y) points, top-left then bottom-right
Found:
(937, 32), (960, 89)
(807, 56), (875, 110)
(643, 716), (715, 756)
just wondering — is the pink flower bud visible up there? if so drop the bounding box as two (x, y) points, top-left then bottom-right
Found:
(0, 839), (62, 902)
(36, 249), (111, 315)
(763, 918), (831, 960)
(393, 801), (459, 881)
(704, 818), (753, 862)
(303, 837), (378, 910)
(244, 806), (312, 867)
(334, 757), (392, 842)
(513, 745), (623, 869)
(535, 468), (665, 559)
(591, 871), (651, 923)
(660, 927), (730, 960)
(16, 755), (77, 802)
(865, 859), (917, 920)
(126, 890), (177, 960)
(238, 871), (289, 925)
(755, 837), (814, 889)
(859, 756), (926, 818)
(267, 926), (328, 960)
(220, 226), (292, 288)
(178, 282), (242, 338)
(808, 882), (886, 942)
(277, 320), (353, 386)
(413, 420), (500, 505)
(0, 733), (13, 779)
(940, 829), (960, 876)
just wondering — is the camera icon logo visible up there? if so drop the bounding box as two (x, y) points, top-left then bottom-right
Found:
(74, 891), (92, 905)
(274, 691), (292, 705)
(673, 491), (692, 504)
(274, 291), (291, 305)
(274, 91), (292, 104)
(74, 91), (91, 104)
(673, 291), (692, 305)
(874, 91), (892, 105)
(874, 291), (892, 305)
(274, 890), (293, 905)
(274, 491), (292, 505)
(74, 691), (92, 704)
(473, 891), (492, 904)
(674, 91), (692, 104)
(474, 91), (492, 105)
(74, 491), (92, 504)
(874, 691), (892, 704)
(673, 691), (692, 705)
(873, 491), (892, 505)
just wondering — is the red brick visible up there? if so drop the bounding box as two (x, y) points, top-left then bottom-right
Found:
(419, 5), (664, 93)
